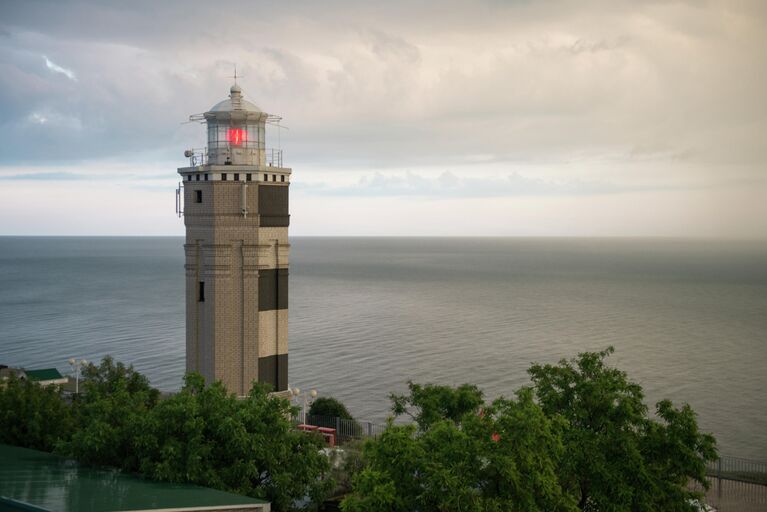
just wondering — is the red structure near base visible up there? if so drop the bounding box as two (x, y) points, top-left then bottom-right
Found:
(297, 424), (336, 447)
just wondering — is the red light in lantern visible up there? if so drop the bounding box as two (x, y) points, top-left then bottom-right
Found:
(227, 128), (247, 146)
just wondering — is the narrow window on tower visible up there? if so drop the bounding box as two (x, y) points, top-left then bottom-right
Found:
(222, 173), (227, 181)
(264, 173), (268, 181)
(281, 175), (285, 182)
(204, 174), (209, 181)
(195, 190), (202, 203)
(234, 173), (240, 181)
(187, 175), (192, 181)
(246, 173), (252, 182)
(272, 174), (277, 182)
(195, 174), (200, 181)
(198, 281), (205, 302)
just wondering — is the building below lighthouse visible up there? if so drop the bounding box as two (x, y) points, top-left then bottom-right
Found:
(177, 83), (290, 396)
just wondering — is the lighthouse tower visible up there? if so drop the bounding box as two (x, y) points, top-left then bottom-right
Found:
(177, 84), (290, 396)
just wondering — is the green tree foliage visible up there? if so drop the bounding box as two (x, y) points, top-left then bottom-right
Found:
(59, 356), (159, 470)
(343, 388), (576, 512)
(0, 375), (74, 451)
(327, 439), (365, 497)
(52, 357), (333, 510)
(528, 346), (717, 511)
(390, 381), (484, 431)
(134, 373), (333, 510)
(309, 396), (354, 421)
(79, 355), (160, 401)
(1, 349), (718, 512)
(346, 348), (717, 511)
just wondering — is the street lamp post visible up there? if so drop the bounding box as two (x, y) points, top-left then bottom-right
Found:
(291, 387), (318, 420)
(68, 358), (88, 394)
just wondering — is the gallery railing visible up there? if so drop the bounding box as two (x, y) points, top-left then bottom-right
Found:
(184, 147), (283, 167)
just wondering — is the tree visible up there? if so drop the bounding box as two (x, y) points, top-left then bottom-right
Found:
(135, 373), (333, 511)
(59, 356), (159, 470)
(78, 355), (159, 402)
(309, 396), (354, 421)
(343, 386), (576, 512)
(528, 347), (717, 511)
(0, 375), (74, 452)
(2, 357), (334, 511)
(390, 381), (484, 431)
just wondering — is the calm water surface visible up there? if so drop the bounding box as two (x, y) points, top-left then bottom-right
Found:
(1, 236), (765, 459)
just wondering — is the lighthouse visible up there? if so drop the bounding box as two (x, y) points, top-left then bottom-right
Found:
(177, 83), (290, 396)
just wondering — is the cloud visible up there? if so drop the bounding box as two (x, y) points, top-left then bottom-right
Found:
(298, 170), (639, 198)
(27, 112), (48, 125)
(0, 0), (765, 236)
(25, 109), (83, 130)
(0, 161), (179, 183)
(43, 55), (76, 81)
(0, 171), (85, 181)
(0, 1), (763, 174)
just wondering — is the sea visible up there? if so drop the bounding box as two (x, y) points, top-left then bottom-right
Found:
(1, 236), (766, 460)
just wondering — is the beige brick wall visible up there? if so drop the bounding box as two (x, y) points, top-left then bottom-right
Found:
(257, 310), (288, 358)
(181, 172), (290, 396)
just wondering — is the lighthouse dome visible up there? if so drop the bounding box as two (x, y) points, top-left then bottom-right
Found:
(209, 84), (262, 113)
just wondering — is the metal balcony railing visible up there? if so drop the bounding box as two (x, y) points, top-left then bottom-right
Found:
(266, 148), (283, 168)
(185, 147), (283, 168)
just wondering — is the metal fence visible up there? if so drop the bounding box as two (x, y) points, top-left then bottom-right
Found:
(686, 460), (765, 512)
(688, 455), (767, 511)
(706, 455), (767, 486)
(293, 412), (387, 443)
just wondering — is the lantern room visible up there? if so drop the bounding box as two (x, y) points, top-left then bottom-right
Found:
(188, 84), (282, 167)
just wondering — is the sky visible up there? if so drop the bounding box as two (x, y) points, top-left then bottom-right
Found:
(0, 0), (765, 237)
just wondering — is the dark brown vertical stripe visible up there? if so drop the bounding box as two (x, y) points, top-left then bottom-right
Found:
(258, 268), (288, 311)
(258, 184), (290, 227)
(258, 354), (288, 392)
(277, 353), (288, 392)
(260, 215), (290, 227)
(258, 356), (276, 390)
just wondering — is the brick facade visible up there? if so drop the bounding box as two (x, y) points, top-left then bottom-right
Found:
(181, 176), (291, 396)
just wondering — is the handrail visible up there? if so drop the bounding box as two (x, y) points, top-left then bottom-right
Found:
(185, 147), (283, 167)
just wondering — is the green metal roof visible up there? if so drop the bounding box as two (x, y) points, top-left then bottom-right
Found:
(23, 369), (64, 382)
(0, 444), (269, 511)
